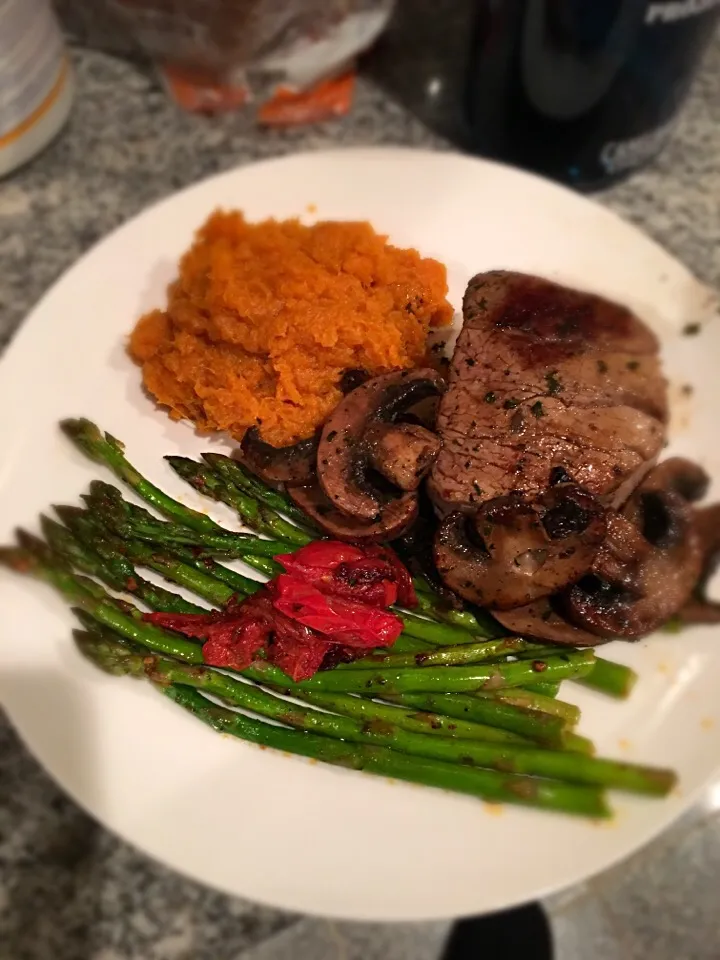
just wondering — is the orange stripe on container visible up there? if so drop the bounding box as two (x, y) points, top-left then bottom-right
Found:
(0, 56), (69, 149)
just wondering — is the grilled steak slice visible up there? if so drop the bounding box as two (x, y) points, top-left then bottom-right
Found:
(429, 271), (667, 513)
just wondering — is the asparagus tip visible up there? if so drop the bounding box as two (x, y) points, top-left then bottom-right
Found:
(164, 456), (199, 481)
(623, 670), (639, 698)
(88, 479), (123, 499)
(40, 513), (65, 539)
(72, 624), (147, 678)
(0, 544), (37, 573)
(60, 418), (125, 459)
(52, 504), (86, 526)
(200, 451), (225, 466)
(15, 528), (54, 562)
(60, 417), (102, 450)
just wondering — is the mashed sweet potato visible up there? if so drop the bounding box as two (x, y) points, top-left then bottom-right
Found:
(129, 211), (453, 446)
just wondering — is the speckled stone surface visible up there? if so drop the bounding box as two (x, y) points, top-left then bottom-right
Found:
(1, 27), (720, 960)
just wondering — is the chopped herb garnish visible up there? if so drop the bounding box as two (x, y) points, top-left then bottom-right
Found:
(626, 360), (640, 371)
(478, 298), (488, 310)
(596, 360), (608, 374)
(530, 401), (545, 418)
(473, 481), (483, 496)
(484, 391), (496, 404)
(683, 323), (701, 336)
(465, 358), (476, 367)
(545, 371), (562, 395)
(503, 398), (519, 410)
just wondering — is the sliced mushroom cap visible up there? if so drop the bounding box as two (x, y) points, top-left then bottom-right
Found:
(493, 598), (603, 647)
(364, 422), (441, 492)
(433, 484), (607, 609)
(288, 481), (418, 542)
(564, 468), (702, 638)
(677, 599), (720, 625)
(638, 456), (709, 503)
(678, 503), (720, 624)
(240, 427), (319, 486)
(317, 368), (445, 522)
(338, 368), (371, 394)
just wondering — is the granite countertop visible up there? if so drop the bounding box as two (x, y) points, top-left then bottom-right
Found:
(2, 26), (720, 960)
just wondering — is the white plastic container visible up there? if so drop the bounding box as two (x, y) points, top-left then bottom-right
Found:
(0, 0), (74, 177)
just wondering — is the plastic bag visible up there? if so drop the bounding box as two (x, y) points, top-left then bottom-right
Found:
(105, 0), (395, 122)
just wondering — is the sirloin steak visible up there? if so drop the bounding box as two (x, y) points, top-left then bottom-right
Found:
(429, 271), (668, 513)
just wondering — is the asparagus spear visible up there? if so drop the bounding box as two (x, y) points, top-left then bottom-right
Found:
(495, 642), (638, 700)
(192, 454), (313, 546)
(1, 541), (204, 663)
(295, 690), (534, 745)
(41, 514), (206, 615)
(163, 545), (262, 596)
(524, 681), (561, 697)
(358, 636), (582, 727)
(250, 649), (596, 696)
(40, 513), (126, 592)
(403, 618), (638, 701)
(475, 688), (581, 725)
(399, 612), (501, 646)
(165, 456), (311, 546)
(578, 658), (638, 699)
(384, 692), (568, 744)
(82, 481), (291, 559)
(238, 554), (283, 577)
(56, 506), (240, 609)
(169, 685), (610, 817)
(200, 451), (319, 532)
(79, 630), (672, 796)
(311, 687), (593, 754)
(60, 419), (234, 535)
(74, 629), (613, 813)
(408, 592), (484, 631)
(337, 636), (553, 670)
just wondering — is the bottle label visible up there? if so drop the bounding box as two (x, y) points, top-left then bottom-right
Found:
(600, 116), (677, 175)
(646, 0), (720, 24)
(0, 0), (68, 145)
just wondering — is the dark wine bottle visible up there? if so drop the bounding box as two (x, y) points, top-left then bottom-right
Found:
(465, 0), (720, 189)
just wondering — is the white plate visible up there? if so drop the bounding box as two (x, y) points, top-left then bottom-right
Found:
(1, 148), (719, 922)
